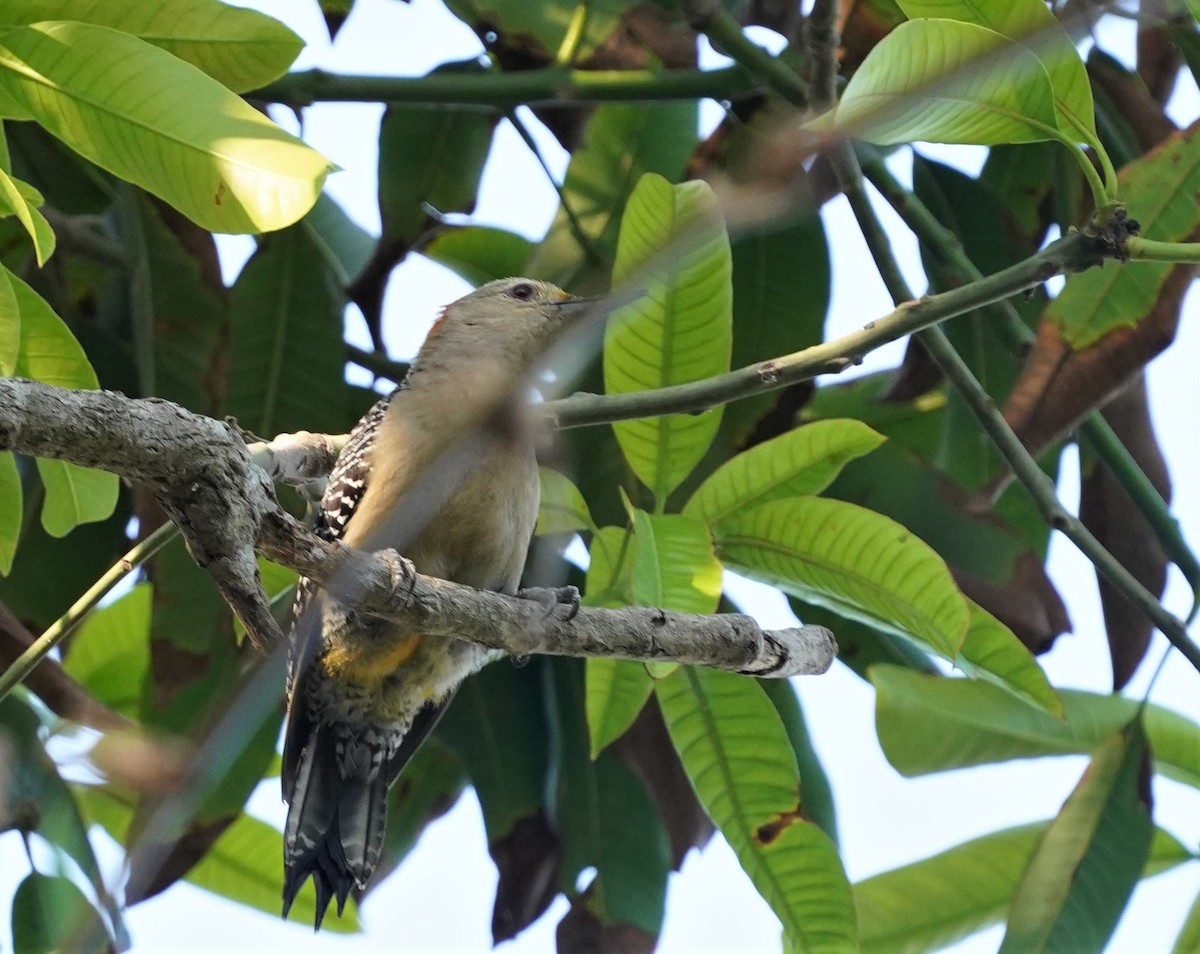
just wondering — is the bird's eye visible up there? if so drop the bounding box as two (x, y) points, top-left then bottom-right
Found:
(508, 282), (536, 301)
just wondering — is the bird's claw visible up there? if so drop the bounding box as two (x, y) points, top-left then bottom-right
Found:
(516, 584), (581, 622)
(386, 552), (419, 607)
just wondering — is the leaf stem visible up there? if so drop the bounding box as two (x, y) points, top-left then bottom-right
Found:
(1125, 238), (1200, 263)
(253, 66), (758, 108)
(0, 522), (177, 704)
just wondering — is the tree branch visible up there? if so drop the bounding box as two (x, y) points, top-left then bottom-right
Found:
(253, 66), (758, 108)
(0, 379), (835, 684)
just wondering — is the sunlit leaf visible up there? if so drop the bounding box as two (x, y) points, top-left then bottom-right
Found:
(658, 667), (857, 952)
(684, 420), (885, 527)
(0, 22), (331, 233)
(0, 260), (17, 374)
(0, 0), (303, 92)
(0, 165), (53, 264)
(0, 450), (19, 573)
(537, 466), (595, 536)
(956, 600), (1062, 715)
(717, 497), (970, 658)
(605, 174), (732, 501)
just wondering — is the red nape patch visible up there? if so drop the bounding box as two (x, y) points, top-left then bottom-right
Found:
(426, 305), (449, 338)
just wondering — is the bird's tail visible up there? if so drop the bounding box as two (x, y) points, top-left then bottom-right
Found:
(281, 718), (390, 928)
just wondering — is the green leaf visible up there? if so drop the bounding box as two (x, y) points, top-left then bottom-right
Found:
(896, 0), (1096, 139)
(437, 662), (551, 842)
(717, 497), (970, 658)
(0, 21), (331, 233)
(422, 225), (534, 287)
(61, 584), (152, 719)
(227, 226), (348, 436)
(1048, 121), (1200, 347)
(526, 103), (698, 291)
(956, 600), (1062, 715)
(1, 696), (125, 945)
(870, 666), (1200, 788)
(999, 720), (1153, 954)
(11, 872), (108, 954)
(758, 680), (838, 844)
(1175, 890), (1200, 953)
(605, 174), (732, 501)
(0, 0), (303, 92)
(0, 450), (19, 573)
(586, 657), (653, 757)
(537, 466), (595, 535)
(684, 420), (885, 527)
(185, 812), (360, 933)
(301, 192), (375, 286)
(0, 260), (17, 373)
(378, 72), (496, 246)
(856, 823), (1191, 954)
(657, 668), (856, 953)
(0, 165), (52, 264)
(9, 273), (118, 535)
(827, 19), (1060, 147)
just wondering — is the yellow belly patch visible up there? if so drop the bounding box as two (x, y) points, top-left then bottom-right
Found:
(323, 632), (422, 684)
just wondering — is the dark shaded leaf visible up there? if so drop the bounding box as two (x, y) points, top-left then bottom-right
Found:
(11, 872), (108, 954)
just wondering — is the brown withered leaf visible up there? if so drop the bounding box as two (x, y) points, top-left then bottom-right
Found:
(610, 695), (713, 869)
(1087, 55), (1177, 153)
(1079, 377), (1171, 690)
(1136, 19), (1183, 106)
(1002, 255), (1194, 458)
(492, 810), (563, 944)
(954, 553), (1071, 655)
(556, 885), (657, 954)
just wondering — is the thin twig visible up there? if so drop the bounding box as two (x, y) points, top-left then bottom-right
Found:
(0, 522), (177, 704)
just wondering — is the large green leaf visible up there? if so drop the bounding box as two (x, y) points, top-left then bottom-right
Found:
(0, 21), (330, 232)
(684, 419), (885, 527)
(0, 0), (303, 92)
(0, 259), (17, 373)
(871, 665), (1200, 788)
(301, 192), (375, 286)
(657, 667), (856, 953)
(1048, 121), (1200, 347)
(227, 225), (347, 436)
(422, 225), (534, 287)
(828, 19), (1060, 147)
(0, 165), (52, 264)
(717, 497), (970, 657)
(9, 273), (118, 535)
(605, 174), (732, 501)
(536, 466), (595, 536)
(897, 0), (1096, 139)
(856, 823), (1191, 954)
(11, 872), (108, 954)
(584, 526), (653, 756)
(956, 600), (1061, 715)
(61, 583), (152, 719)
(0, 450), (19, 573)
(758, 680), (838, 844)
(526, 103), (698, 291)
(999, 720), (1152, 953)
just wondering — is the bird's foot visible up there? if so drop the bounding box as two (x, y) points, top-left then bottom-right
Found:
(516, 584), (581, 622)
(383, 551), (419, 606)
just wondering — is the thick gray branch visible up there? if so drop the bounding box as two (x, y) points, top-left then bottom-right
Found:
(0, 378), (835, 678)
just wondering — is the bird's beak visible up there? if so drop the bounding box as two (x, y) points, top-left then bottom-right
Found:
(549, 296), (597, 320)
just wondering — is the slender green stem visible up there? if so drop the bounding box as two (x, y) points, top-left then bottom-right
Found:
(683, 0), (810, 109)
(1126, 238), (1200, 263)
(0, 522), (178, 704)
(861, 154), (1200, 615)
(919, 327), (1200, 674)
(548, 226), (1109, 428)
(806, 0), (840, 109)
(253, 66), (758, 108)
(345, 344), (407, 381)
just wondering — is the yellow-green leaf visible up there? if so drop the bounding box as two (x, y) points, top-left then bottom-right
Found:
(684, 419), (885, 527)
(537, 466), (595, 536)
(717, 497), (970, 658)
(657, 667), (857, 952)
(0, 450), (20, 574)
(604, 174), (732, 501)
(956, 600), (1063, 715)
(0, 21), (332, 233)
(0, 0), (303, 92)
(0, 165), (53, 264)
(0, 261), (18, 375)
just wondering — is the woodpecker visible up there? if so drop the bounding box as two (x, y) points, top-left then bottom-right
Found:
(281, 278), (588, 926)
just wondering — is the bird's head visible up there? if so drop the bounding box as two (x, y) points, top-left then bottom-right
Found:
(415, 277), (591, 375)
